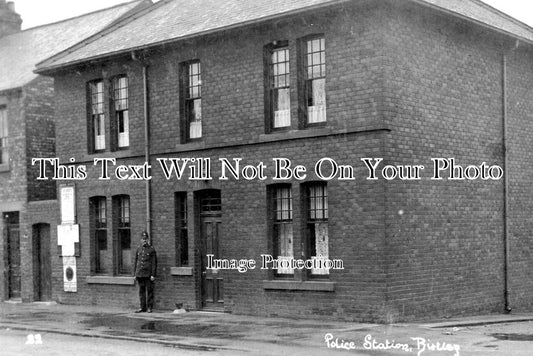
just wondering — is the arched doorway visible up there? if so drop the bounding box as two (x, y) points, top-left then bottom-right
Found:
(32, 223), (51, 301)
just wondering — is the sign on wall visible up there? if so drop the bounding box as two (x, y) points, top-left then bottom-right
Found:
(59, 184), (76, 224)
(62, 256), (77, 292)
(58, 183), (78, 292)
(57, 224), (79, 257)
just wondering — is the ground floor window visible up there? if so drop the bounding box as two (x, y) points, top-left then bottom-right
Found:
(90, 196), (108, 273)
(269, 184), (294, 276)
(304, 182), (329, 276)
(90, 195), (133, 275)
(175, 192), (188, 266)
(115, 195), (131, 275)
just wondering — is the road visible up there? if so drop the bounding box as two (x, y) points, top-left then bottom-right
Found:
(3, 321), (533, 356)
(1, 328), (236, 356)
(2, 314), (533, 356)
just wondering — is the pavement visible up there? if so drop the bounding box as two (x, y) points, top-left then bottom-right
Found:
(1, 301), (533, 355)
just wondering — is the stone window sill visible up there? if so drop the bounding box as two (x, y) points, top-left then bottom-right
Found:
(259, 127), (333, 142)
(175, 141), (205, 152)
(0, 163), (9, 172)
(86, 276), (135, 285)
(76, 149), (132, 164)
(262, 280), (335, 291)
(170, 267), (193, 276)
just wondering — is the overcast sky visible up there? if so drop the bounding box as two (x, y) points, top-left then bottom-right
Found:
(13, 0), (533, 30)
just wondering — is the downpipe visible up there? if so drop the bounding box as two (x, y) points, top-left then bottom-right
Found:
(501, 40), (519, 314)
(132, 51), (152, 243)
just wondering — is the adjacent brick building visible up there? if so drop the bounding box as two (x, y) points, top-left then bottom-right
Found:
(0, 0), (151, 302)
(33, 0), (533, 321)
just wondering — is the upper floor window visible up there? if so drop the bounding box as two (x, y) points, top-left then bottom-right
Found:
(0, 106), (7, 165)
(181, 61), (202, 141)
(112, 76), (129, 149)
(115, 195), (131, 275)
(304, 37), (326, 124)
(305, 183), (329, 276)
(88, 80), (105, 151)
(266, 42), (291, 130)
(269, 185), (293, 275)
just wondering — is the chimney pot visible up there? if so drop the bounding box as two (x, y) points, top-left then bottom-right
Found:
(0, 0), (21, 37)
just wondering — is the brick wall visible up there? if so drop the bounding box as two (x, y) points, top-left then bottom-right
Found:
(379, 1), (533, 320)
(48, 0), (533, 322)
(50, 2), (391, 320)
(0, 77), (58, 302)
(0, 89), (27, 203)
(505, 45), (533, 311)
(0, 88), (26, 301)
(24, 76), (57, 201)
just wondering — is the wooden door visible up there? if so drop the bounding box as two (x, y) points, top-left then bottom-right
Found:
(7, 224), (21, 299)
(33, 224), (51, 301)
(200, 216), (223, 310)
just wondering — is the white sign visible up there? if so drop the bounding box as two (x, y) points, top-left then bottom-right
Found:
(57, 224), (79, 257)
(60, 185), (76, 224)
(63, 256), (77, 292)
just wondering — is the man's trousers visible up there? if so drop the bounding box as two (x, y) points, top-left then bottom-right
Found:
(136, 277), (154, 311)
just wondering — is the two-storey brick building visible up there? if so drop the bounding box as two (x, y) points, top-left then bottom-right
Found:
(35, 0), (533, 322)
(0, 0), (151, 303)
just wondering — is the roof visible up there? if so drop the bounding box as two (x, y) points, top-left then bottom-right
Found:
(417, 0), (533, 42)
(0, 0), (150, 92)
(36, 0), (533, 73)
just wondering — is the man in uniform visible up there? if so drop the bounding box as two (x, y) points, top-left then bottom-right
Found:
(133, 231), (157, 313)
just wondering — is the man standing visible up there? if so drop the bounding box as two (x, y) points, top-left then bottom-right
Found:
(133, 231), (157, 313)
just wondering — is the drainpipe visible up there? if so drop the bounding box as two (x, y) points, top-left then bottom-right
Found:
(132, 51), (152, 243)
(143, 64), (152, 243)
(502, 53), (510, 313)
(502, 40), (519, 313)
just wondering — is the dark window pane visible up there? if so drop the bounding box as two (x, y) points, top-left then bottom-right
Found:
(175, 192), (189, 266)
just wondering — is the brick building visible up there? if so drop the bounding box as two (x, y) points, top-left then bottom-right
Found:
(34, 0), (533, 321)
(0, 0), (151, 303)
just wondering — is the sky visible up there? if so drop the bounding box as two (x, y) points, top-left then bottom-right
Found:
(11, 0), (533, 30)
(16, 0), (148, 29)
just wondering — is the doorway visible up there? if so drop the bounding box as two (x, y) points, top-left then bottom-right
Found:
(33, 223), (52, 301)
(4, 212), (20, 300)
(198, 190), (223, 311)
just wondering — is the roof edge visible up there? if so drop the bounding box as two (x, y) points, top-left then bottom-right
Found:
(474, 0), (533, 35)
(35, 0), (166, 73)
(36, 0), (533, 75)
(36, 0), (352, 74)
(408, 0), (533, 46)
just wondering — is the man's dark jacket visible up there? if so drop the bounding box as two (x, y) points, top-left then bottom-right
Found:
(133, 244), (157, 278)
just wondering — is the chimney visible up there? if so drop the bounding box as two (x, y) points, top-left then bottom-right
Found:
(0, 0), (22, 38)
